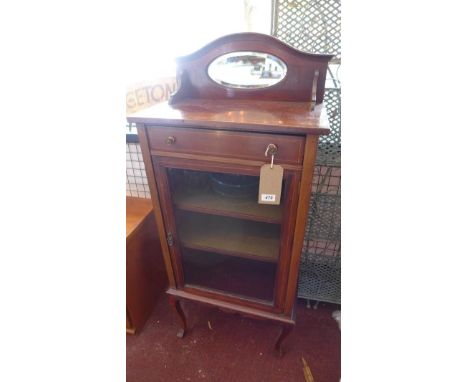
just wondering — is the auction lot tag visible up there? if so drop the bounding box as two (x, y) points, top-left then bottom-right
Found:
(258, 164), (283, 205)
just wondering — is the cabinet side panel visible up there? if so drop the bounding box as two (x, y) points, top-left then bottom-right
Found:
(136, 124), (177, 287)
(274, 172), (300, 310)
(284, 134), (318, 315)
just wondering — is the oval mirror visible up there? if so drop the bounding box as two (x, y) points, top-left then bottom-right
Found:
(207, 51), (287, 89)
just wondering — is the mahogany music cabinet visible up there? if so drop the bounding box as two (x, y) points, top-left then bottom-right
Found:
(127, 33), (332, 355)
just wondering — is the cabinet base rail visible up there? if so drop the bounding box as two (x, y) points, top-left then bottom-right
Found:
(166, 288), (296, 357)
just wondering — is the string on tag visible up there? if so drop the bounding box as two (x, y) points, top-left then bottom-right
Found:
(270, 155), (274, 169)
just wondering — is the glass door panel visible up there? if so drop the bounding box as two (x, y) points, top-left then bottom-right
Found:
(167, 168), (286, 304)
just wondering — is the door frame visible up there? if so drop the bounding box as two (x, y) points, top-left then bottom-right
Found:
(152, 154), (301, 314)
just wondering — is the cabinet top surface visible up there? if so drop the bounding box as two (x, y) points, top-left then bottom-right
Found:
(126, 197), (153, 239)
(127, 99), (330, 135)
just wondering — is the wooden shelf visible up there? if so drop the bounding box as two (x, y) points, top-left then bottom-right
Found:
(178, 212), (280, 263)
(173, 188), (282, 224)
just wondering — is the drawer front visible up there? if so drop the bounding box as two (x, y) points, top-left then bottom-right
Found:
(147, 126), (305, 165)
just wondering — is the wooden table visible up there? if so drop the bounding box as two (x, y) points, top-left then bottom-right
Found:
(126, 197), (167, 333)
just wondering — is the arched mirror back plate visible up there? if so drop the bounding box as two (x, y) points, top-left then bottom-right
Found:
(169, 33), (333, 104)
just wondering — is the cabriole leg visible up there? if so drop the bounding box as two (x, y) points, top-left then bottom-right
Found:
(275, 324), (293, 357)
(168, 296), (187, 338)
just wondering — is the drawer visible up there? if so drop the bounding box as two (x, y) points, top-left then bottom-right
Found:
(146, 126), (305, 165)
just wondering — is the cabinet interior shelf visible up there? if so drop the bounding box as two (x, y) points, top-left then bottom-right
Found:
(177, 212), (280, 263)
(173, 188), (282, 224)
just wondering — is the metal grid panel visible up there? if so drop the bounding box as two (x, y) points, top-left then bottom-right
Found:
(300, 163), (341, 304)
(126, 143), (151, 199)
(305, 193), (340, 242)
(305, 165), (341, 248)
(312, 163), (341, 195)
(303, 238), (340, 259)
(297, 253), (340, 303)
(273, 0), (341, 61)
(317, 88), (341, 166)
(273, 0), (341, 304)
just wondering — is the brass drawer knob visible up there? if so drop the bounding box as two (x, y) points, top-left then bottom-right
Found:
(165, 136), (176, 145)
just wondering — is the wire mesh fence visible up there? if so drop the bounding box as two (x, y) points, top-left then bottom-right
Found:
(306, 193), (340, 242)
(297, 253), (341, 304)
(273, 0), (341, 305)
(272, 0), (341, 61)
(126, 142), (151, 199)
(317, 88), (341, 166)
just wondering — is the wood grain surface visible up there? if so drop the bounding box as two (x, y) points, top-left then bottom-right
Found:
(146, 124), (305, 164)
(126, 197), (153, 239)
(126, 197), (168, 333)
(127, 99), (330, 135)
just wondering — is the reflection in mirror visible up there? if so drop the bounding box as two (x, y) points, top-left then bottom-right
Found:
(208, 51), (287, 89)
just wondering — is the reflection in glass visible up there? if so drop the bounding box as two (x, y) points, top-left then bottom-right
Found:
(208, 51), (287, 89)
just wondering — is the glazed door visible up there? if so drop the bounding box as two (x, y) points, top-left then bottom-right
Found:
(153, 158), (299, 312)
